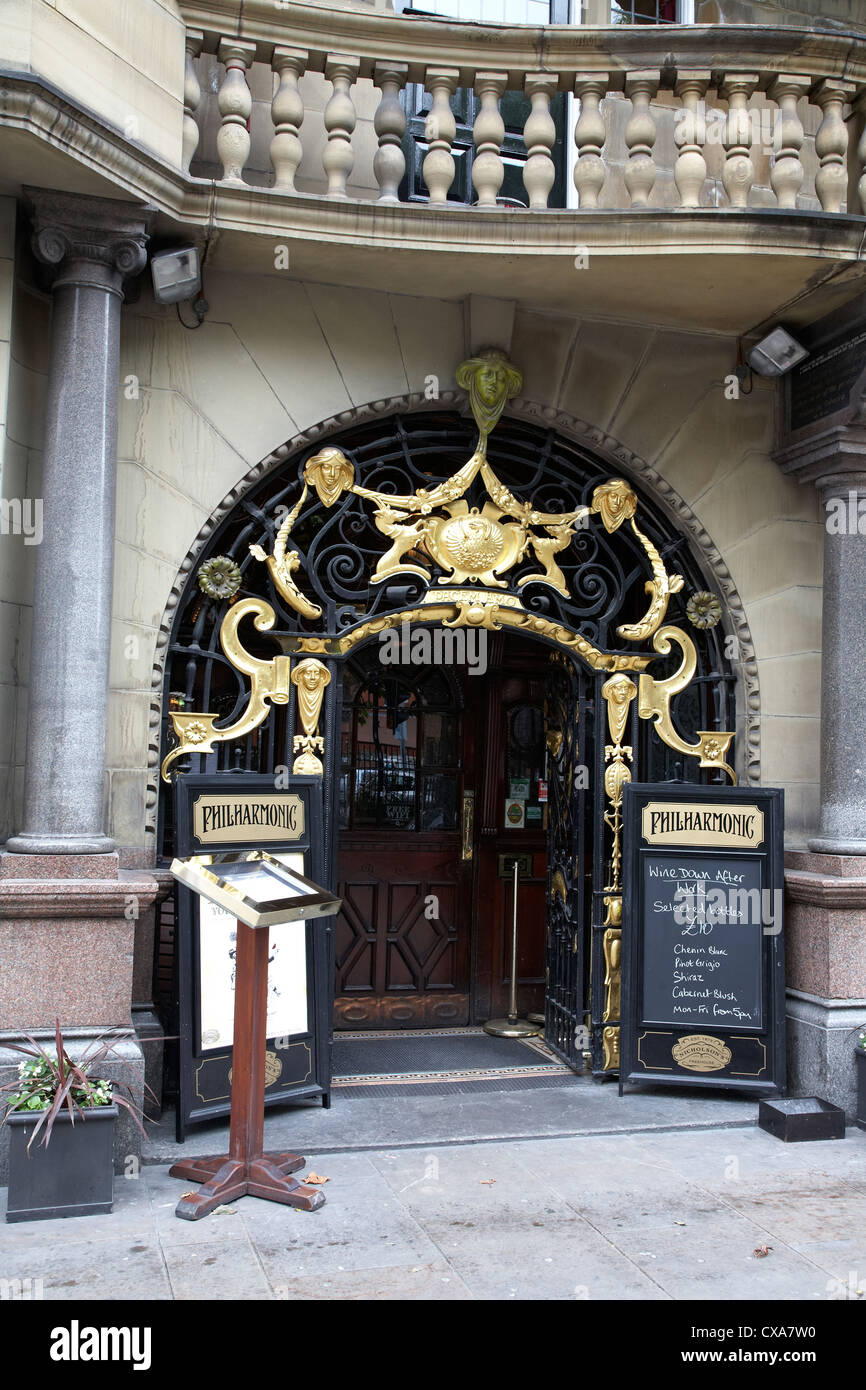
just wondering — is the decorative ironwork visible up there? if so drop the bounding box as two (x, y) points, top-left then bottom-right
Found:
(638, 626), (737, 785)
(543, 652), (590, 1070)
(157, 379), (739, 1078)
(291, 658), (330, 775)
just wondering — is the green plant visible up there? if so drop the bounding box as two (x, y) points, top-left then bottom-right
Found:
(856, 1028), (866, 1053)
(1, 1020), (156, 1154)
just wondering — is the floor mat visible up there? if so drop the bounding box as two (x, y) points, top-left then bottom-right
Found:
(331, 1027), (573, 1094)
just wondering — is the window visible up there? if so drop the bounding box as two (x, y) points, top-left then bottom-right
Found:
(339, 662), (462, 832)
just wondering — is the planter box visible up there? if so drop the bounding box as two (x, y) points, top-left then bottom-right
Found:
(857, 1050), (866, 1131)
(5, 1104), (117, 1223)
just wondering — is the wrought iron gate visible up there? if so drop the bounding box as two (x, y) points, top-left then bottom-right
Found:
(544, 652), (591, 1068)
(157, 350), (739, 1079)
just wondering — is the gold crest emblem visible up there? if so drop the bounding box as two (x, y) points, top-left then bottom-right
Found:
(672, 1034), (732, 1073)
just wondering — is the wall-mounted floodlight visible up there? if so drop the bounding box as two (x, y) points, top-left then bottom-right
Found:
(747, 327), (808, 378)
(150, 246), (201, 304)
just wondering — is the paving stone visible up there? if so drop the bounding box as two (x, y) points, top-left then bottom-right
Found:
(418, 1209), (670, 1301)
(159, 1238), (271, 1300)
(0, 1235), (171, 1300)
(270, 1259), (473, 1301)
(608, 1215), (831, 1301)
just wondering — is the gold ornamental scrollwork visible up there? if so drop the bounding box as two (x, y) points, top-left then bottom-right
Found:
(246, 354), (683, 634)
(161, 598), (291, 781)
(637, 626), (737, 784)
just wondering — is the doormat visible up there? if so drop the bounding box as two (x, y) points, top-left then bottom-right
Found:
(331, 1027), (577, 1095)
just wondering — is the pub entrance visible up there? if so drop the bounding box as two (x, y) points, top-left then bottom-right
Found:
(157, 392), (740, 1080)
(334, 631), (592, 1040)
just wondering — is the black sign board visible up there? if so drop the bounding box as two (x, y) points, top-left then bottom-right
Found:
(173, 773), (334, 1142)
(785, 324), (866, 436)
(620, 785), (785, 1097)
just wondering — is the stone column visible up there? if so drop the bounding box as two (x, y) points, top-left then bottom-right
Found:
(810, 464), (866, 854)
(778, 422), (866, 1114)
(6, 191), (150, 856)
(779, 437), (866, 855)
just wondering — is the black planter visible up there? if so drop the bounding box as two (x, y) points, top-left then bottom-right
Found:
(5, 1104), (117, 1223)
(856, 1050), (866, 1131)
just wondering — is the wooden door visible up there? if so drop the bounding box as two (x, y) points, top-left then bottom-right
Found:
(471, 636), (549, 1023)
(334, 656), (473, 1028)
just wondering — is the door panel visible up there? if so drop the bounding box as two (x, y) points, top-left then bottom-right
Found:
(335, 657), (471, 1028)
(472, 641), (549, 1023)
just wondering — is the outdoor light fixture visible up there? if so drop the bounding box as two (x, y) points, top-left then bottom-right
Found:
(150, 246), (201, 304)
(747, 326), (809, 378)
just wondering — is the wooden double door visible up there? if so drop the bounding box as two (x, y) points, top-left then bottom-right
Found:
(334, 634), (554, 1029)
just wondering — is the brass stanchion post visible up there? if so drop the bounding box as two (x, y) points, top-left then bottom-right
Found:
(483, 859), (539, 1039)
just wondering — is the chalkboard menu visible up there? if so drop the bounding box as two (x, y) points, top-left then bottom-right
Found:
(172, 773), (335, 1142)
(620, 785), (785, 1097)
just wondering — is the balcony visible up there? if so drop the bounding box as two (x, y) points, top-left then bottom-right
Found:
(2, 3), (866, 331)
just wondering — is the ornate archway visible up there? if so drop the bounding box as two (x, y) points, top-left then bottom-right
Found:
(153, 352), (747, 1073)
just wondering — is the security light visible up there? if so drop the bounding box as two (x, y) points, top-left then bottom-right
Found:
(747, 327), (808, 378)
(150, 246), (201, 304)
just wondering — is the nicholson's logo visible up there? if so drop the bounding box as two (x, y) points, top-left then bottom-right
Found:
(49, 1320), (152, 1371)
(672, 1034), (732, 1073)
(641, 802), (764, 849)
(193, 793), (304, 844)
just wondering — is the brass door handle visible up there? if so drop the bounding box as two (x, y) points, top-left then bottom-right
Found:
(461, 790), (474, 861)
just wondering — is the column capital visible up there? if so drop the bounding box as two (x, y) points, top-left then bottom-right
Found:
(25, 189), (152, 297)
(776, 423), (866, 491)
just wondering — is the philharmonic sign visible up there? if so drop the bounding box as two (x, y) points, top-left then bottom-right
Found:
(192, 793), (305, 844)
(620, 785), (785, 1097)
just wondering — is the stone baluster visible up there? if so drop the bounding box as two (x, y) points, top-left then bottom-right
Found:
(422, 68), (459, 205)
(216, 39), (255, 186)
(674, 71), (710, 208)
(624, 70), (659, 208)
(182, 29), (203, 172)
(523, 74), (558, 210)
(472, 72), (507, 208)
(373, 63), (408, 203)
(573, 74), (609, 209)
(812, 78), (856, 214)
(719, 73), (759, 209)
(323, 56), (359, 199)
(270, 48), (307, 192)
(768, 75), (809, 209)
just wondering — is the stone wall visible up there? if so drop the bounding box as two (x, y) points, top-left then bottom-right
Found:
(103, 274), (822, 855)
(1, 0), (186, 166)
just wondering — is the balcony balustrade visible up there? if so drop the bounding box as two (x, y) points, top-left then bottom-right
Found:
(178, 6), (866, 216)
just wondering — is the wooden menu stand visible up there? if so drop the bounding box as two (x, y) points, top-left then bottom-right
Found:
(170, 917), (325, 1220)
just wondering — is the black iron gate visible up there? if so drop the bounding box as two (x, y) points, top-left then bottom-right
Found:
(543, 652), (592, 1068)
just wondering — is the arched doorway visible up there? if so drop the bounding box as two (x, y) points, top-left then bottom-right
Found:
(156, 370), (739, 1075)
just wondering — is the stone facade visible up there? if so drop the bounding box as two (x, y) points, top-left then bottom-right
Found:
(1, 0), (865, 1157)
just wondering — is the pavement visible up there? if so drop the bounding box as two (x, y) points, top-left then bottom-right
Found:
(2, 1085), (866, 1301)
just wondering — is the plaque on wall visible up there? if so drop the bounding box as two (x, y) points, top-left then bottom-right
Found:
(172, 774), (335, 1142)
(782, 299), (866, 442)
(620, 785), (785, 1098)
